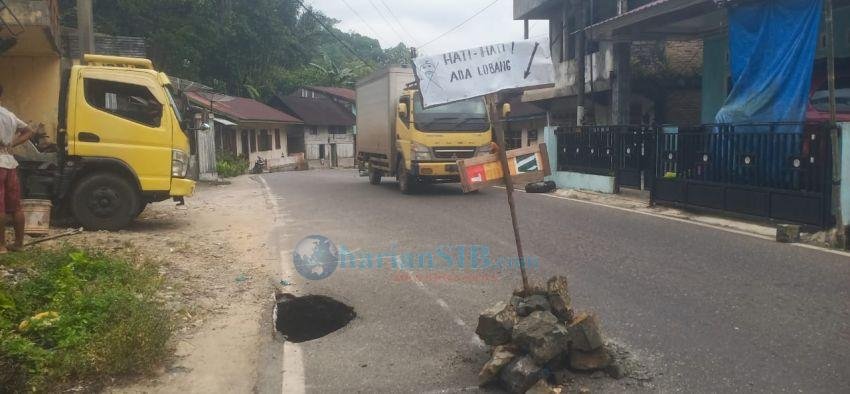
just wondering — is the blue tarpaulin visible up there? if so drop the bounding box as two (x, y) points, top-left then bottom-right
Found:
(715, 0), (823, 128)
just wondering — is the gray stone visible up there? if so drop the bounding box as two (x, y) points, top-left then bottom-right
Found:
(499, 356), (541, 394)
(567, 313), (604, 351)
(546, 275), (573, 322)
(525, 379), (557, 394)
(478, 345), (519, 386)
(569, 348), (612, 371)
(512, 311), (569, 364)
(776, 224), (801, 243)
(517, 294), (550, 317)
(606, 362), (626, 379)
(476, 301), (519, 346)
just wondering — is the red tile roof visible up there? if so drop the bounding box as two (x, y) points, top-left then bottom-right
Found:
(305, 86), (356, 102)
(187, 91), (302, 124)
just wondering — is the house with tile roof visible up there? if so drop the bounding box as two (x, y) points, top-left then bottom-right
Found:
(269, 91), (357, 168)
(187, 91), (303, 170)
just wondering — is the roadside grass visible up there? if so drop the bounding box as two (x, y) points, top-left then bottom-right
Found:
(0, 247), (173, 392)
(216, 150), (249, 178)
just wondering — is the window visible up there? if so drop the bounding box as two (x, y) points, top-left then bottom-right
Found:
(258, 129), (272, 151)
(308, 126), (318, 136)
(528, 129), (538, 146)
(399, 97), (411, 124)
(329, 126), (347, 134)
(275, 129), (281, 149)
(811, 75), (850, 113)
(319, 144), (326, 159)
(84, 78), (163, 127)
(249, 129), (257, 152)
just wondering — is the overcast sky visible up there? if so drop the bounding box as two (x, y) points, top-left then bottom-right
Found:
(305, 0), (550, 55)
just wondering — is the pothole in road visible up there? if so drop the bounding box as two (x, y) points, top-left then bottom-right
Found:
(274, 294), (355, 342)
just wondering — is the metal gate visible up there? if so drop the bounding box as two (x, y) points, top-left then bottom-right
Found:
(555, 126), (656, 190)
(616, 126), (656, 189)
(651, 123), (833, 228)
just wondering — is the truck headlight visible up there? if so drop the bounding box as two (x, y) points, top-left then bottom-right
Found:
(411, 142), (432, 161)
(172, 149), (189, 178)
(476, 143), (495, 157)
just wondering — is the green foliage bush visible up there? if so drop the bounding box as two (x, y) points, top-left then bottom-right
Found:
(0, 249), (172, 391)
(216, 151), (249, 178)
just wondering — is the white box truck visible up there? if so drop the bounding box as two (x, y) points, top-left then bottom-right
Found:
(355, 67), (493, 193)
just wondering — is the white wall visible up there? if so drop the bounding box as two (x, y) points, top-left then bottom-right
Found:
(235, 123), (291, 168)
(304, 125), (356, 167)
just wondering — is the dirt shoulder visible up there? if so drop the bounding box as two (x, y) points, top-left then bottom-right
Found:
(39, 175), (277, 393)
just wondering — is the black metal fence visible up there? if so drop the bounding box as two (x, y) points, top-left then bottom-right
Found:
(554, 122), (834, 227)
(555, 125), (655, 189)
(654, 123), (832, 227)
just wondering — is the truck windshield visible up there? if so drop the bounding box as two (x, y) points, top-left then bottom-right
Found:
(413, 97), (489, 132)
(164, 84), (187, 127)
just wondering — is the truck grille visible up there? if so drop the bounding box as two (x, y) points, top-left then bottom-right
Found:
(433, 147), (476, 159)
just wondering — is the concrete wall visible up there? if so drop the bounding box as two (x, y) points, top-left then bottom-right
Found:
(701, 34), (729, 124)
(0, 56), (61, 138)
(235, 123), (290, 169)
(841, 123), (850, 227)
(304, 126), (355, 168)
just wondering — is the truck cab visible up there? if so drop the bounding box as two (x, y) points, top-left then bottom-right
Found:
(59, 55), (194, 229)
(393, 88), (493, 192)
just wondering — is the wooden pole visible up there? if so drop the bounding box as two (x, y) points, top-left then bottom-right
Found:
(487, 93), (530, 293)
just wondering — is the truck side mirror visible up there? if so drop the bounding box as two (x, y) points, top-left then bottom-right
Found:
(501, 103), (512, 118)
(397, 102), (408, 119)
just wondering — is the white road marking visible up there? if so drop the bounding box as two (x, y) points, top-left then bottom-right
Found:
(400, 260), (486, 349)
(499, 186), (850, 259)
(281, 342), (305, 394)
(256, 175), (307, 394)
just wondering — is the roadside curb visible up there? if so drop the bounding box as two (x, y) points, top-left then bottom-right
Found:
(504, 186), (850, 258)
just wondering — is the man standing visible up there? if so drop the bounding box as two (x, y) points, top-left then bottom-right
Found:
(0, 84), (35, 252)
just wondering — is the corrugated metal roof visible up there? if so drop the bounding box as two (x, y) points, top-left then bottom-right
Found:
(586, 0), (712, 38)
(305, 86), (356, 102)
(187, 91), (302, 124)
(272, 95), (356, 127)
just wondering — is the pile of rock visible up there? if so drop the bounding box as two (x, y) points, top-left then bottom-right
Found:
(475, 276), (618, 393)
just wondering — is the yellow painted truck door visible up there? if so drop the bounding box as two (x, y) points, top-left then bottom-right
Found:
(72, 69), (172, 191)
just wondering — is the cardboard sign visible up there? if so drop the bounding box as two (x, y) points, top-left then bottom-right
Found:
(457, 144), (551, 193)
(412, 39), (555, 108)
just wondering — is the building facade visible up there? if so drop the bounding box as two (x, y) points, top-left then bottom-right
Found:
(269, 89), (357, 168)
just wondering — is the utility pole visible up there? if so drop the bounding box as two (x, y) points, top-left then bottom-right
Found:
(575, 0), (587, 126)
(76, 0), (95, 56)
(824, 0), (844, 246)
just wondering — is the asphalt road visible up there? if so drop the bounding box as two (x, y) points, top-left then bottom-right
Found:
(259, 169), (850, 393)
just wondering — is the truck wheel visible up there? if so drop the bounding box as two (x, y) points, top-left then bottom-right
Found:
(134, 202), (148, 218)
(71, 173), (140, 231)
(396, 160), (414, 194)
(368, 167), (382, 185)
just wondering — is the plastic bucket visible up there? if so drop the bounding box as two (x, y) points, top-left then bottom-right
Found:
(22, 199), (52, 236)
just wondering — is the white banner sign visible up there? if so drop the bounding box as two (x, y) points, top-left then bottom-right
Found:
(412, 39), (555, 107)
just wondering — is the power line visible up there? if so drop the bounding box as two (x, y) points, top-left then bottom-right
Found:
(419, 0), (503, 49)
(366, 0), (407, 45)
(378, 0), (419, 46)
(341, 0), (382, 39)
(295, 0), (375, 70)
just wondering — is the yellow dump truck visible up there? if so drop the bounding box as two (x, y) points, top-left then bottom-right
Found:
(356, 67), (493, 193)
(14, 54), (196, 230)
